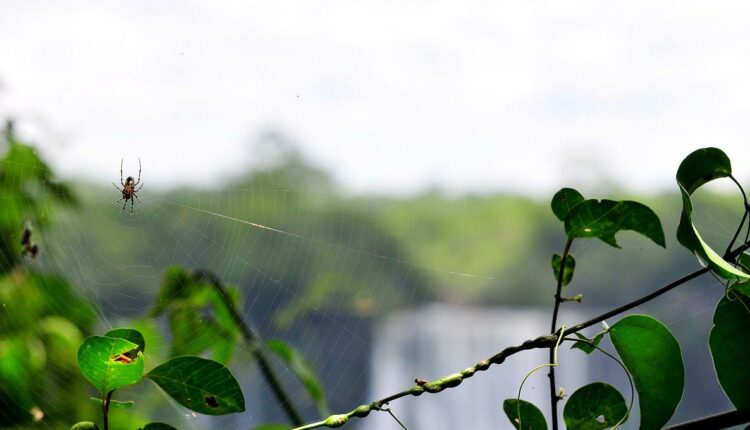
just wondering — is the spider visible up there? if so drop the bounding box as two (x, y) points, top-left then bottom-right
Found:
(112, 158), (143, 214)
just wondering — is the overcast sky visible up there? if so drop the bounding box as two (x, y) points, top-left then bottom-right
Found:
(1, 1), (750, 196)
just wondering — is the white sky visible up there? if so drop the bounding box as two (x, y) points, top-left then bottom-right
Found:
(1, 1), (750, 195)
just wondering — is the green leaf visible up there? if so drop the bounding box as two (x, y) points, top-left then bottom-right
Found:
(77, 336), (144, 394)
(502, 399), (547, 430)
(138, 423), (178, 430)
(551, 188), (585, 221)
(565, 200), (665, 248)
(609, 315), (684, 430)
(676, 147), (732, 194)
(70, 422), (100, 430)
(709, 293), (750, 410)
(563, 382), (628, 430)
(252, 425), (290, 430)
(738, 252), (750, 272)
(551, 254), (576, 286)
(104, 328), (145, 354)
(146, 356), (245, 415)
(570, 332), (603, 355)
(89, 397), (134, 409)
(675, 148), (750, 281)
(267, 339), (329, 416)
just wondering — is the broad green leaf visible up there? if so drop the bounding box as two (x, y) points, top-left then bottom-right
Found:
(146, 356), (245, 415)
(563, 382), (627, 430)
(138, 423), (178, 430)
(676, 187), (750, 281)
(609, 315), (684, 430)
(709, 293), (750, 410)
(570, 332), (603, 355)
(676, 147), (732, 194)
(551, 188), (585, 221)
(565, 200), (665, 248)
(70, 422), (100, 430)
(77, 336), (144, 394)
(267, 339), (329, 416)
(105, 328), (145, 354)
(252, 425), (290, 430)
(675, 148), (750, 281)
(551, 254), (576, 286)
(502, 399), (547, 430)
(738, 252), (750, 272)
(89, 397), (134, 409)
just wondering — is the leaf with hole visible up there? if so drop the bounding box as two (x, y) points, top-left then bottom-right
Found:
(105, 328), (145, 354)
(563, 382), (628, 430)
(77, 336), (144, 394)
(709, 293), (750, 410)
(502, 399), (547, 430)
(267, 339), (329, 416)
(609, 315), (683, 430)
(564, 199), (665, 248)
(676, 147), (750, 281)
(146, 356), (245, 415)
(552, 254), (576, 286)
(551, 188), (585, 221)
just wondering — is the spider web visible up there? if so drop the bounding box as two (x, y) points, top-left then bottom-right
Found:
(1, 143), (744, 430)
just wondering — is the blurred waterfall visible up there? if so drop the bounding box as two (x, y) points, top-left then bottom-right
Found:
(361, 305), (592, 430)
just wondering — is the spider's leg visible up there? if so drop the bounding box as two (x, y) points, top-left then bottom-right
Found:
(135, 182), (144, 192)
(121, 199), (128, 212)
(112, 183), (122, 192)
(113, 197), (124, 204)
(136, 158), (142, 184)
(120, 158), (124, 185)
(130, 198), (135, 214)
(133, 193), (143, 203)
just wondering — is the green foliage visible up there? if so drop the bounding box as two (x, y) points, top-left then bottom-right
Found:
(70, 422), (100, 430)
(138, 422), (178, 430)
(146, 356), (245, 415)
(564, 199), (665, 248)
(502, 399), (547, 430)
(676, 147), (750, 281)
(569, 332), (603, 355)
(609, 315), (684, 430)
(77, 336), (144, 393)
(563, 382), (627, 430)
(709, 293), (750, 410)
(551, 188), (585, 221)
(267, 338), (329, 416)
(551, 253), (576, 287)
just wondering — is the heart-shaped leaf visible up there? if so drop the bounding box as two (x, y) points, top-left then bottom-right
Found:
(565, 200), (665, 248)
(552, 254), (576, 286)
(709, 293), (750, 410)
(502, 399), (547, 430)
(676, 147), (750, 281)
(609, 315), (683, 430)
(552, 188), (585, 221)
(77, 336), (144, 394)
(563, 382), (627, 430)
(146, 356), (245, 415)
(267, 339), (329, 416)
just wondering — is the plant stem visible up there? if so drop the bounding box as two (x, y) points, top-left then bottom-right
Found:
(194, 270), (305, 426)
(102, 390), (113, 430)
(549, 238), (572, 430)
(663, 409), (750, 430)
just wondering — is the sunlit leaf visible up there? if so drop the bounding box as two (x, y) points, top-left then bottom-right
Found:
(563, 382), (627, 430)
(146, 356), (245, 415)
(70, 422), (100, 430)
(77, 336), (144, 394)
(551, 188), (585, 221)
(105, 328), (145, 354)
(551, 254), (576, 286)
(565, 200), (665, 248)
(609, 315), (683, 430)
(676, 147), (750, 281)
(267, 339), (329, 416)
(709, 293), (750, 410)
(502, 399), (547, 430)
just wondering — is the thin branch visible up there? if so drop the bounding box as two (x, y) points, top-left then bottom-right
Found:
(291, 241), (750, 430)
(549, 238), (573, 430)
(664, 409), (750, 430)
(193, 269), (305, 426)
